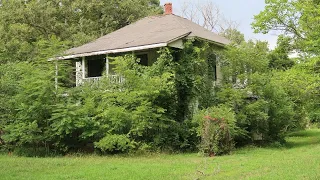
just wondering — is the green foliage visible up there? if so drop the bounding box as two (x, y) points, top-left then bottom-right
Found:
(271, 57), (320, 125)
(261, 77), (295, 141)
(0, 0), (162, 63)
(1, 36), (312, 156)
(220, 28), (245, 45)
(217, 74), (296, 143)
(217, 38), (298, 143)
(174, 40), (221, 121)
(0, 0), (167, 155)
(221, 40), (269, 84)
(15, 48), (196, 153)
(252, 0), (320, 54)
(252, 0), (320, 125)
(268, 35), (295, 70)
(0, 62), (56, 153)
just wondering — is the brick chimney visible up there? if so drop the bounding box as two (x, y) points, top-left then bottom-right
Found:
(164, 3), (173, 15)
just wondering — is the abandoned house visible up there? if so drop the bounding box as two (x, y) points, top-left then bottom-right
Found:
(53, 3), (230, 86)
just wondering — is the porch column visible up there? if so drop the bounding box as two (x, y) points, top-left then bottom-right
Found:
(106, 54), (109, 75)
(75, 60), (83, 86)
(216, 55), (222, 85)
(82, 56), (86, 79)
(55, 60), (58, 91)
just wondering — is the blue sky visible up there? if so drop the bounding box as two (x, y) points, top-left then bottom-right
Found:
(159, 0), (278, 49)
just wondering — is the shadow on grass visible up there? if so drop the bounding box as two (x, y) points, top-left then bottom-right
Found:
(285, 129), (320, 149)
(254, 129), (320, 150)
(287, 129), (320, 138)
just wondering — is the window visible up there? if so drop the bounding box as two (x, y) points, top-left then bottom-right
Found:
(208, 53), (217, 81)
(137, 54), (148, 66)
(86, 55), (106, 78)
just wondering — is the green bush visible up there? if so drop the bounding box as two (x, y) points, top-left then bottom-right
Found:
(262, 80), (295, 141)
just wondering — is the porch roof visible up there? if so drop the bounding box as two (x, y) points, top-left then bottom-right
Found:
(54, 14), (230, 60)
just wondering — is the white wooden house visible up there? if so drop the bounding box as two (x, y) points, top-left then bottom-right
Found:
(53, 3), (229, 86)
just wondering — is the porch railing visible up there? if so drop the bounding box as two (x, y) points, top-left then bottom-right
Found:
(81, 75), (124, 85)
(83, 77), (101, 84)
(109, 75), (125, 84)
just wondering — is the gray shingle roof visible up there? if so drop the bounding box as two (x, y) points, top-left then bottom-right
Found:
(64, 14), (230, 59)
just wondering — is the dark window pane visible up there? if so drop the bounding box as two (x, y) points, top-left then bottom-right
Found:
(208, 53), (217, 81)
(86, 55), (105, 77)
(137, 54), (148, 66)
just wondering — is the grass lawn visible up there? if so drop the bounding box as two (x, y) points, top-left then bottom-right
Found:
(1, 129), (320, 180)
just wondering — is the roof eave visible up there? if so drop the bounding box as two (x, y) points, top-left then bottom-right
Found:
(186, 36), (230, 47)
(49, 33), (228, 61)
(49, 42), (168, 61)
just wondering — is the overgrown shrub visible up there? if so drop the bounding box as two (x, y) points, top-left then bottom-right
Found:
(193, 105), (240, 155)
(262, 80), (295, 141)
(94, 134), (135, 153)
(0, 62), (56, 154)
(216, 72), (296, 144)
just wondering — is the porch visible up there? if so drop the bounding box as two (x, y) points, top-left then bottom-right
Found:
(73, 49), (159, 86)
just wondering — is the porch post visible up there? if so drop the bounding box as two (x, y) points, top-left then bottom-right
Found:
(215, 55), (222, 85)
(75, 60), (83, 86)
(82, 56), (85, 79)
(106, 54), (109, 75)
(55, 60), (58, 91)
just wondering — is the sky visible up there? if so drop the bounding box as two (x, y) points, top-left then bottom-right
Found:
(159, 0), (279, 49)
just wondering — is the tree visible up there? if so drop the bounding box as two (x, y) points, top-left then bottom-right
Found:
(252, 0), (320, 54)
(220, 29), (245, 45)
(221, 40), (269, 85)
(268, 35), (295, 70)
(252, 0), (320, 125)
(271, 61), (319, 127)
(0, 0), (162, 63)
(179, 0), (238, 33)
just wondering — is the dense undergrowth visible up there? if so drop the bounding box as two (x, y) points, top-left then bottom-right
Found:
(1, 40), (319, 157)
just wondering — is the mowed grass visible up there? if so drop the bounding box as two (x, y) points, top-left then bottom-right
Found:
(1, 129), (320, 180)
